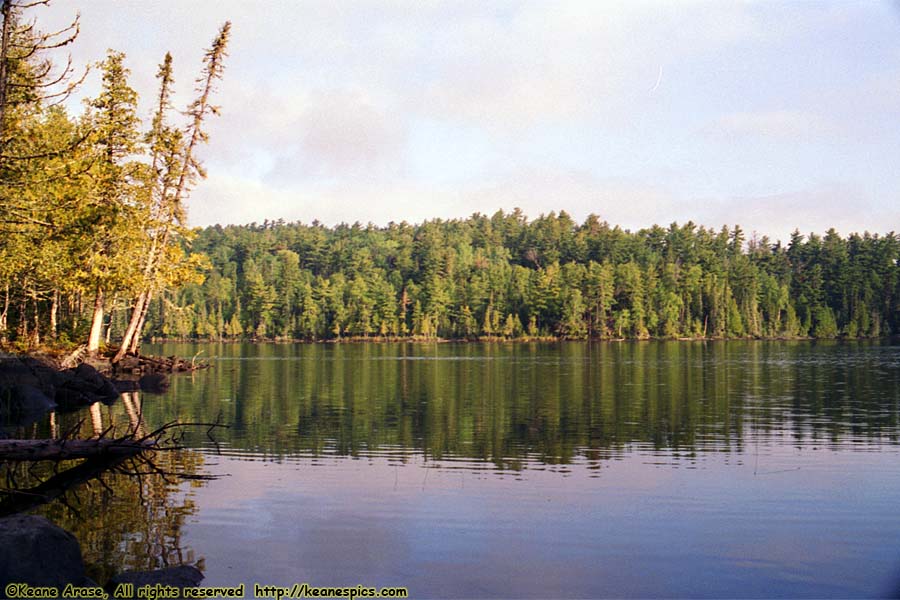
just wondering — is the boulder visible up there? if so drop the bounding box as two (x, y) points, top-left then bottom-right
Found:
(0, 384), (56, 427)
(73, 364), (120, 400)
(0, 515), (91, 589)
(55, 364), (119, 409)
(17, 357), (70, 395)
(139, 373), (170, 394)
(0, 358), (46, 396)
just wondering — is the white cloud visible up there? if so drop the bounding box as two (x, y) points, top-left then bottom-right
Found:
(699, 184), (882, 242)
(705, 110), (838, 141)
(290, 89), (406, 178)
(38, 1), (900, 237)
(202, 83), (408, 186)
(191, 168), (891, 248)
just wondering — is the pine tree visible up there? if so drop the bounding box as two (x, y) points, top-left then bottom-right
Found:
(82, 50), (142, 353)
(115, 22), (231, 361)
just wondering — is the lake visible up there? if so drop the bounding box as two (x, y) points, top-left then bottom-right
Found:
(10, 341), (900, 598)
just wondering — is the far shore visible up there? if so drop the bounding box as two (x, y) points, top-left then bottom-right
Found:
(145, 334), (897, 345)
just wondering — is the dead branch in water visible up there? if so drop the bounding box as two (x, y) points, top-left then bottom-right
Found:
(0, 420), (227, 462)
(0, 437), (154, 461)
(0, 419), (228, 516)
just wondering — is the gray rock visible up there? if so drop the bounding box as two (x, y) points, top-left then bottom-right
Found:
(55, 364), (120, 409)
(73, 364), (119, 401)
(0, 515), (87, 589)
(138, 373), (169, 394)
(18, 357), (69, 395)
(105, 566), (204, 598)
(0, 384), (56, 426)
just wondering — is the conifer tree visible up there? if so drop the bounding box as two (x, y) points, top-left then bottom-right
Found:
(81, 50), (142, 353)
(114, 22), (231, 361)
(0, 0), (83, 347)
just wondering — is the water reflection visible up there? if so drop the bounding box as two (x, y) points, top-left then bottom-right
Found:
(3, 341), (899, 597)
(0, 391), (207, 584)
(142, 341), (900, 467)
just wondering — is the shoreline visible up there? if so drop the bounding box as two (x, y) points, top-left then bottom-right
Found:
(0, 349), (205, 435)
(146, 334), (897, 345)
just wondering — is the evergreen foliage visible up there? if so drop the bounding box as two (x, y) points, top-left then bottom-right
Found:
(135, 214), (899, 342)
(0, 1), (229, 352)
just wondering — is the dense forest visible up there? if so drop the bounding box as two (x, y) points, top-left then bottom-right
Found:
(0, 0), (229, 357)
(134, 213), (899, 342)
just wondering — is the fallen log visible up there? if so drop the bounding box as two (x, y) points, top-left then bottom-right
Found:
(109, 350), (209, 375)
(0, 438), (155, 462)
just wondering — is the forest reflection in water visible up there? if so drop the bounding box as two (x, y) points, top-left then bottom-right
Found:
(2, 340), (899, 596)
(1, 391), (207, 584)
(142, 340), (900, 464)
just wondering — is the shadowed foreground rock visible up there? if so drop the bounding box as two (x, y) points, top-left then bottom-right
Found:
(0, 515), (95, 589)
(0, 357), (120, 426)
(0, 515), (203, 598)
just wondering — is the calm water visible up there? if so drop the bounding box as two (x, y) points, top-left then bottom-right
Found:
(9, 341), (900, 598)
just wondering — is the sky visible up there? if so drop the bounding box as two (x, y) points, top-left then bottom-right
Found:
(39, 0), (900, 242)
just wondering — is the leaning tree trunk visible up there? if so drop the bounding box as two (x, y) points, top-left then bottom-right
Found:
(113, 292), (147, 362)
(114, 24), (230, 363)
(113, 55), (173, 364)
(117, 25), (229, 362)
(128, 289), (153, 354)
(87, 287), (105, 353)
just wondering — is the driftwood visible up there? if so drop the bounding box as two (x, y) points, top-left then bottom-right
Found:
(0, 418), (226, 464)
(0, 420), (225, 518)
(110, 351), (209, 376)
(60, 344), (210, 376)
(0, 438), (155, 461)
(59, 344), (88, 369)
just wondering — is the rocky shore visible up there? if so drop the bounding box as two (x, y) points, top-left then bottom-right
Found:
(0, 354), (206, 596)
(0, 352), (184, 431)
(0, 514), (203, 598)
(1, 355), (117, 430)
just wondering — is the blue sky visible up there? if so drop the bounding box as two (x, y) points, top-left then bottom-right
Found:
(42, 1), (900, 241)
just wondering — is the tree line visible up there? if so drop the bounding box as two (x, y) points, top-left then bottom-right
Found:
(138, 212), (898, 342)
(0, 0), (229, 357)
